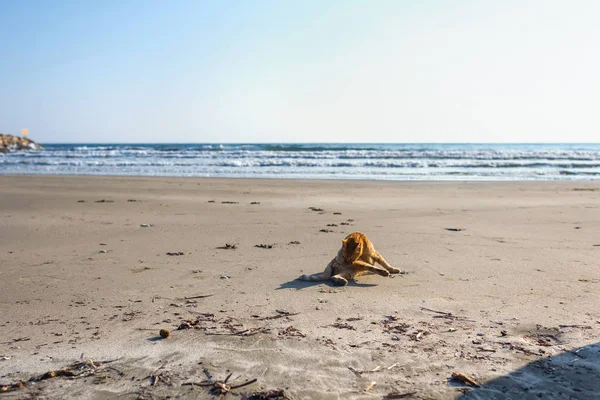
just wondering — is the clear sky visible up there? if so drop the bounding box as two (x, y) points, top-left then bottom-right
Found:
(1, 0), (599, 143)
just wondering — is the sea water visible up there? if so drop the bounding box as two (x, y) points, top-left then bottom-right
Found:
(1, 143), (599, 180)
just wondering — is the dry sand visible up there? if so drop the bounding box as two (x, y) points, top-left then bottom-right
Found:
(0, 175), (599, 399)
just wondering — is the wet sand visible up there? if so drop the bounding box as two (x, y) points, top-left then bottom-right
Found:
(0, 175), (599, 399)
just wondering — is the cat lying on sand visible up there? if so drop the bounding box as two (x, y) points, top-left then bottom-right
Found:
(299, 232), (402, 286)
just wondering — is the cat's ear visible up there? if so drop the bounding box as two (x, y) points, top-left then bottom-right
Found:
(342, 239), (347, 245)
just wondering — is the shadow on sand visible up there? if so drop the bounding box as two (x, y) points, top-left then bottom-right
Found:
(277, 278), (377, 290)
(457, 341), (600, 400)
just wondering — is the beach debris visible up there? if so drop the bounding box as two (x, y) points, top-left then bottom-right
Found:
(127, 199), (138, 202)
(450, 372), (480, 387)
(1, 337), (30, 345)
(378, 315), (411, 334)
(326, 223), (338, 227)
(242, 389), (290, 400)
(365, 381), (376, 391)
(149, 362), (171, 386)
(257, 310), (299, 320)
(421, 307), (474, 322)
(329, 319), (356, 330)
(250, 201), (261, 205)
(501, 330), (508, 336)
(159, 329), (171, 339)
(524, 333), (560, 347)
(348, 366), (383, 377)
(178, 294), (213, 300)
(177, 319), (198, 330)
(347, 219), (354, 222)
(383, 391), (418, 399)
(278, 326), (306, 337)
(287, 241), (300, 245)
(340, 222), (351, 225)
(140, 223), (151, 228)
(217, 243), (237, 250)
(220, 275), (232, 279)
(498, 341), (537, 355)
(319, 229), (334, 233)
(255, 244), (274, 249)
(333, 212), (342, 215)
(182, 372), (257, 395)
(0, 359), (119, 392)
(445, 228), (464, 232)
(207, 327), (270, 336)
(221, 201), (239, 204)
(99, 250), (107, 253)
(208, 200), (215, 203)
(77, 200), (85, 203)
(95, 199), (114, 203)
(559, 324), (592, 329)
(166, 252), (185, 256)
(309, 206), (324, 212)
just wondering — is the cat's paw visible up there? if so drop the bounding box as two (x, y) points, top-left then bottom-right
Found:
(388, 267), (402, 274)
(331, 277), (348, 286)
(379, 269), (390, 277)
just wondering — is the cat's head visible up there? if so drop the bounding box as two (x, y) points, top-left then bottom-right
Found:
(341, 236), (363, 261)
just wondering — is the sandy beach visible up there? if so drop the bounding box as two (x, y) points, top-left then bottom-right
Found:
(0, 175), (599, 399)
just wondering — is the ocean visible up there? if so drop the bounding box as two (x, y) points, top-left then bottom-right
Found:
(1, 143), (600, 181)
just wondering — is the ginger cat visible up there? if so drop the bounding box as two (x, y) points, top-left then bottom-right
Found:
(299, 232), (402, 286)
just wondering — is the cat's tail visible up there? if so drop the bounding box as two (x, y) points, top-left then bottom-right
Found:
(298, 261), (333, 281)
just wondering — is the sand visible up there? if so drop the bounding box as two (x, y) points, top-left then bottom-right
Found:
(0, 175), (599, 399)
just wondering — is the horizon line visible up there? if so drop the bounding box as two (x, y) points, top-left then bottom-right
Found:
(38, 141), (600, 145)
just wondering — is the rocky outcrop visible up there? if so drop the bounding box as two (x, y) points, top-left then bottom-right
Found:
(0, 134), (42, 153)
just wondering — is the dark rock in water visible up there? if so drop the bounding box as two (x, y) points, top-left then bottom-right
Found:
(0, 134), (43, 153)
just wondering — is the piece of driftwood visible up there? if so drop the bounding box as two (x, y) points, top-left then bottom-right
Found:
(0, 359), (119, 392)
(179, 294), (213, 300)
(421, 307), (475, 322)
(559, 324), (592, 329)
(383, 392), (418, 399)
(348, 366), (382, 376)
(257, 310), (299, 320)
(451, 372), (480, 387)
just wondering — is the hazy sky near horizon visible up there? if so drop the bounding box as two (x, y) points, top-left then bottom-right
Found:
(1, 0), (599, 144)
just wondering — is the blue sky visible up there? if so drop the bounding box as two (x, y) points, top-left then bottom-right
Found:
(1, 0), (599, 143)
